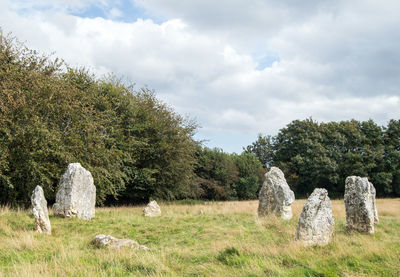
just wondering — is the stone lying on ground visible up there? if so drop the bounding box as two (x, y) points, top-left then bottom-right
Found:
(31, 185), (51, 234)
(295, 188), (334, 246)
(143, 200), (161, 217)
(53, 163), (96, 220)
(258, 167), (295, 220)
(344, 176), (378, 234)
(92, 234), (149, 250)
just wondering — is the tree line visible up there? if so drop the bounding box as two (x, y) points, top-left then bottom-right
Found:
(0, 33), (265, 206)
(245, 119), (400, 198)
(1, 33), (398, 207)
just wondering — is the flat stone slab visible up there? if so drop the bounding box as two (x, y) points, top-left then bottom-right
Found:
(92, 234), (149, 250)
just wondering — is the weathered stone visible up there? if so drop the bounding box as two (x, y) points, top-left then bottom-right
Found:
(258, 167), (295, 220)
(370, 182), (379, 223)
(31, 186), (51, 234)
(295, 188), (334, 246)
(92, 234), (149, 250)
(53, 163), (96, 220)
(143, 200), (161, 217)
(344, 176), (378, 234)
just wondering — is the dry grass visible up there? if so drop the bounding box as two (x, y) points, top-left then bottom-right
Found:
(1, 199), (399, 276)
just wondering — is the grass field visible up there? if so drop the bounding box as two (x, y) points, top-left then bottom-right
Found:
(0, 199), (399, 276)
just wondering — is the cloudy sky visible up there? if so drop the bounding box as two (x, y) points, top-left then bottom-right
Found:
(1, 0), (399, 153)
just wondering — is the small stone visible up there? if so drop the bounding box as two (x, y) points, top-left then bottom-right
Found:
(143, 200), (161, 217)
(295, 188), (334, 246)
(31, 186), (51, 234)
(258, 167), (295, 220)
(344, 176), (378, 234)
(92, 234), (149, 250)
(53, 163), (96, 220)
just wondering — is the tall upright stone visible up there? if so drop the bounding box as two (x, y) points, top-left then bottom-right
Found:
(344, 176), (378, 234)
(370, 182), (379, 223)
(258, 167), (295, 220)
(295, 188), (334, 246)
(53, 163), (96, 220)
(31, 186), (51, 234)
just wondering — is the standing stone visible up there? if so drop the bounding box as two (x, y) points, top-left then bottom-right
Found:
(295, 188), (334, 246)
(31, 186), (51, 234)
(344, 176), (378, 234)
(143, 200), (161, 217)
(92, 234), (149, 250)
(258, 167), (295, 220)
(370, 182), (379, 223)
(53, 163), (96, 220)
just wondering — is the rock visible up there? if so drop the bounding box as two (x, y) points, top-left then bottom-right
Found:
(295, 188), (334, 246)
(92, 234), (149, 250)
(53, 163), (96, 220)
(31, 186), (51, 234)
(258, 167), (295, 219)
(344, 176), (378, 234)
(370, 182), (379, 223)
(143, 200), (161, 217)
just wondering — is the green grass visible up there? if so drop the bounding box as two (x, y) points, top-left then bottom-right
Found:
(0, 199), (399, 276)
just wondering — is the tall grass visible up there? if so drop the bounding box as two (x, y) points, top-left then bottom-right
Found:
(0, 199), (399, 276)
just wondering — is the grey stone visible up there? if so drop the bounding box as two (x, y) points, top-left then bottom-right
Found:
(344, 176), (378, 234)
(53, 163), (96, 220)
(258, 167), (295, 219)
(295, 188), (334, 246)
(92, 234), (149, 250)
(143, 200), (161, 217)
(31, 186), (51, 234)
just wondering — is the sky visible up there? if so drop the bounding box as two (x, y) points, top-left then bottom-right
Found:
(0, 0), (399, 153)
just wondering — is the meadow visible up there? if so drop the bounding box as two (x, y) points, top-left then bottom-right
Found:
(0, 199), (399, 276)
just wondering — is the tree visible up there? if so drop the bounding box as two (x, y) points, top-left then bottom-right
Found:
(383, 120), (400, 195)
(233, 153), (265, 199)
(243, 134), (273, 168)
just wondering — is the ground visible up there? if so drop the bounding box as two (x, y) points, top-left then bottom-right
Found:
(0, 199), (399, 276)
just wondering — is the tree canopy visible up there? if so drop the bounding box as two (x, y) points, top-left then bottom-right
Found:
(246, 118), (400, 198)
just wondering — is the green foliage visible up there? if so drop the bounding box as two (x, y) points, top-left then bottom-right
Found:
(247, 118), (400, 197)
(243, 134), (274, 168)
(195, 148), (264, 200)
(383, 120), (400, 194)
(0, 33), (200, 206)
(233, 153), (265, 199)
(195, 148), (239, 200)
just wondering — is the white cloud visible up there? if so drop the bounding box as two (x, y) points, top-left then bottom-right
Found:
(0, 0), (399, 152)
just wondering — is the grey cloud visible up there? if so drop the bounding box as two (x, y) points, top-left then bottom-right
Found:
(1, 0), (399, 152)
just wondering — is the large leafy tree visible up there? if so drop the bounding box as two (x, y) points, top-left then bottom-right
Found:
(0, 33), (200, 206)
(383, 120), (400, 195)
(243, 134), (274, 168)
(248, 118), (398, 198)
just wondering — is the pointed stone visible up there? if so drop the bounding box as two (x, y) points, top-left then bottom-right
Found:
(143, 200), (161, 217)
(295, 188), (334, 246)
(53, 163), (96, 220)
(344, 176), (378, 234)
(258, 167), (295, 220)
(31, 186), (51, 234)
